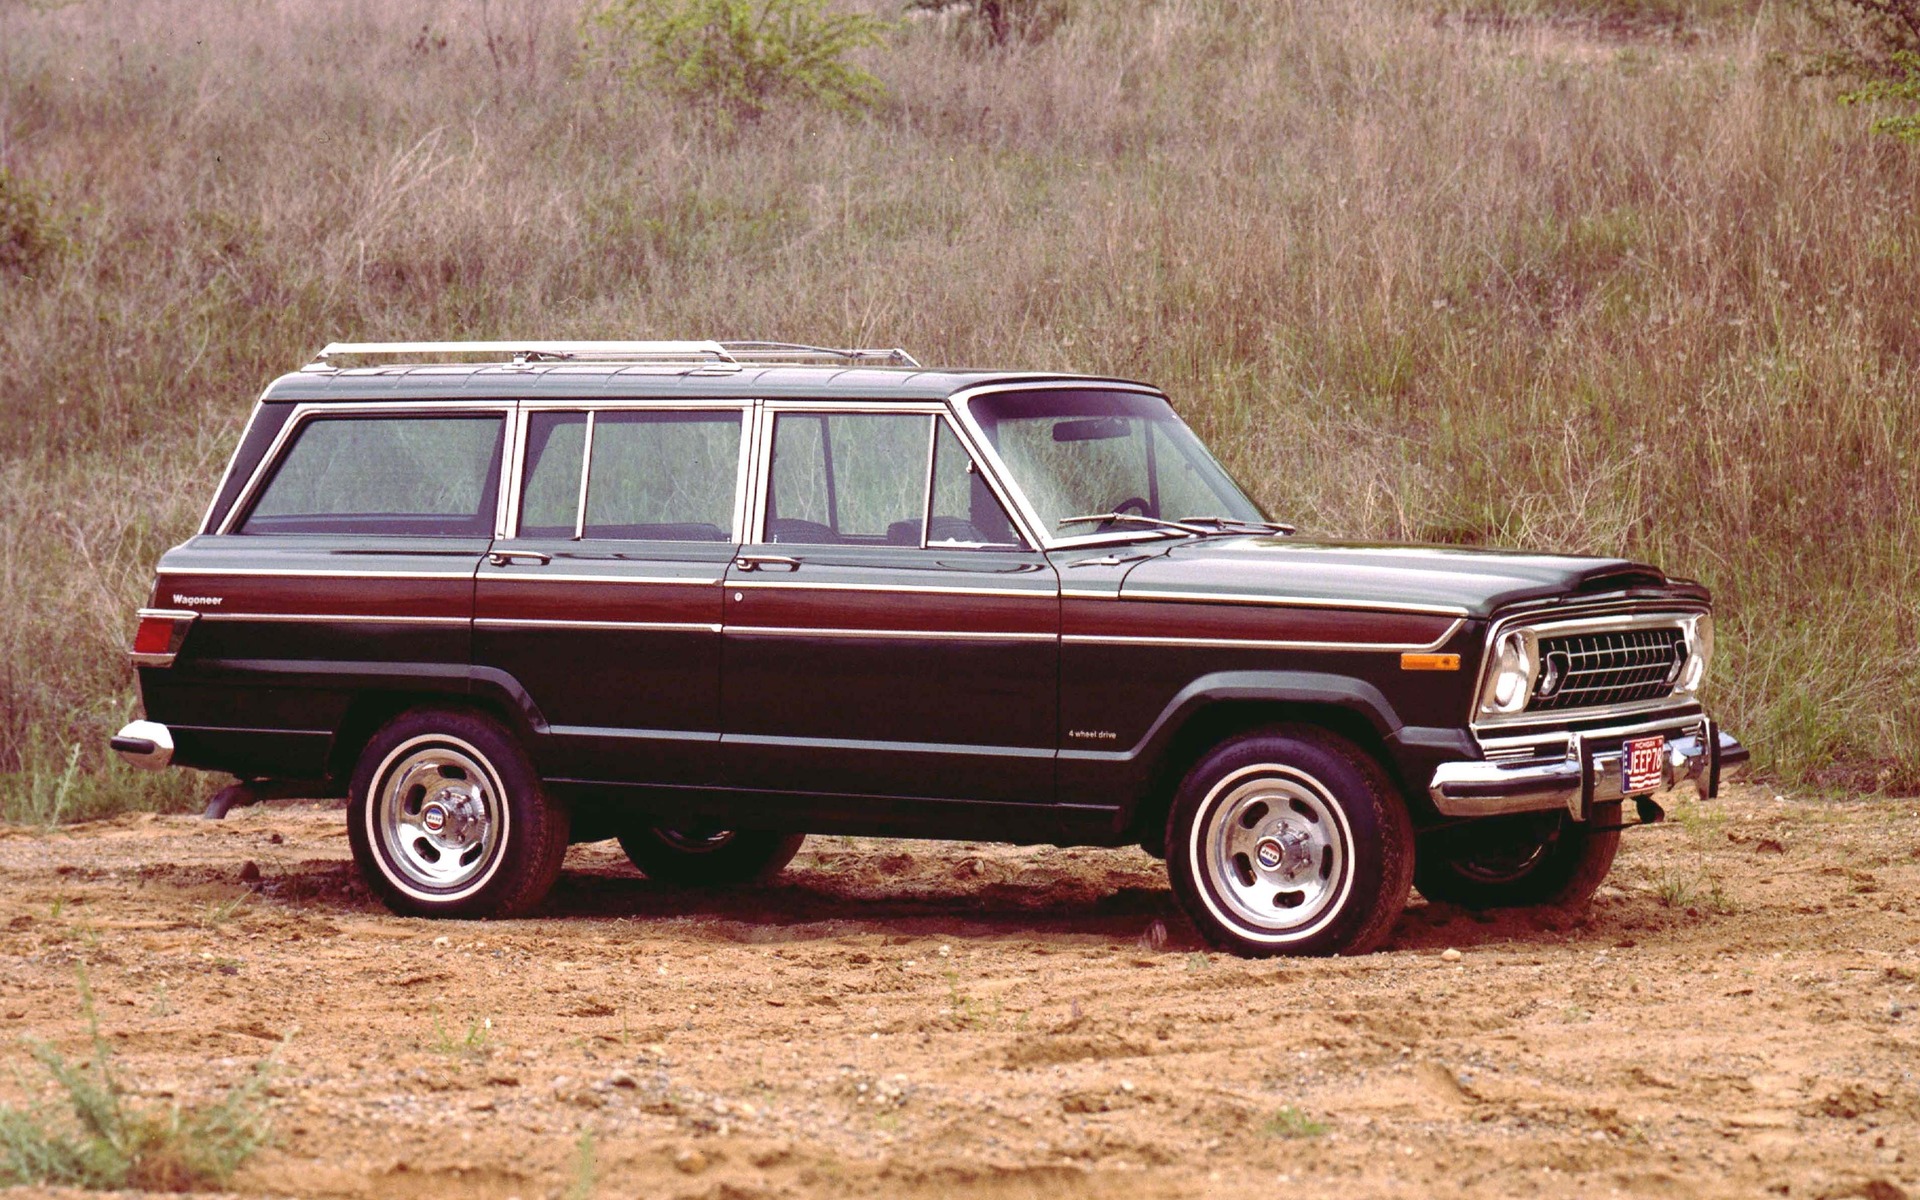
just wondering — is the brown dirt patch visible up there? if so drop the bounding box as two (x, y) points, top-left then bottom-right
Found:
(1, 784), (1917, 1198)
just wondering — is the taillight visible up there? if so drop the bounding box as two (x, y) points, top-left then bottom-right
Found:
(130, 610), (199, 667)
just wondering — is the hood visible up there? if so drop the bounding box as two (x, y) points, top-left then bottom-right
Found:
(1116, 536), (1708, 618)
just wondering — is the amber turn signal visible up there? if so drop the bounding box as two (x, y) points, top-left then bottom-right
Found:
(1400, 653), (1461, 671)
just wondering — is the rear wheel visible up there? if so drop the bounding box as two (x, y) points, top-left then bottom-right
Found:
(617, 824), (805, 887)
(1165, 725), (1414, 957)
(348, 709), (568, 918)
(1414, 800), (1621, 909)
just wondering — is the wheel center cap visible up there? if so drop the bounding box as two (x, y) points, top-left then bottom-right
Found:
(421, 803), (448, 834)
(1257, 823), (1316, 879)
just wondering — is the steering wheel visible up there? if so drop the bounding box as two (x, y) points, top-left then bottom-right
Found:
(1113, 495), (1152, 517)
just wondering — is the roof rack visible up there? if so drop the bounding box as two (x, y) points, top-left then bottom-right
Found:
(305, 340), (921, 370)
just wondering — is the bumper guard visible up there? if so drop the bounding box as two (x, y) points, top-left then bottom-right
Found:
(1429, 719), (1747, 821)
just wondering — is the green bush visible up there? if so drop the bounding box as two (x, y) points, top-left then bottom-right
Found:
(1841, 50), (1920, 139)
(586, 0), (891, 122)
(0, 169), (67, 278)
(1805, 0), (1920, 137)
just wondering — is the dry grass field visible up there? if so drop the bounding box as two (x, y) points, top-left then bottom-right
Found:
(0, 0), (1916, 819)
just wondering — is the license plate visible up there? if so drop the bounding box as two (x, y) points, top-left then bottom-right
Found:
(1622, 735), (1666, 795)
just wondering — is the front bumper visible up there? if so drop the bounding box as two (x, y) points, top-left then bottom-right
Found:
(1429, 716), (1747, 820)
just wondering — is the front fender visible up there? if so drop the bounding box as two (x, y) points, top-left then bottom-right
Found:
(1057, 669), (1414, 833)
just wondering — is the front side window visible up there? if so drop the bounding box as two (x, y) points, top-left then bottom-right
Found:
(967, 389), (1263, 539)
(766, 413), (928, 545)
(764, 412), (1024, 548)
(517, 409), (743, 541)
(240, 414), (505, 537)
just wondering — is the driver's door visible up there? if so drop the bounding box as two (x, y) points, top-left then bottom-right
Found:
(721, 408), (1060, 804)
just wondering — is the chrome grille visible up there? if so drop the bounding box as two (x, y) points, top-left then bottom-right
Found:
(1530, 627), (1686, 713)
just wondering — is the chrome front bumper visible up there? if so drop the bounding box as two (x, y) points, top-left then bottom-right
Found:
(1429, 718), (1748, 820)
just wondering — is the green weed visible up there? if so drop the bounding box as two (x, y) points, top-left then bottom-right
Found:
(1261, 1106), (1328, 1138)
(0, 971), (275, 1190)
(563, 1126), (596, 1200)
(429, 1011), (492, 1060)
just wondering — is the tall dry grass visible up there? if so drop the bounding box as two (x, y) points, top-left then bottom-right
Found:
(0, 0), (1915, 817)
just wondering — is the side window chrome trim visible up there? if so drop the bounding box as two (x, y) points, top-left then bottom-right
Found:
(215, 401), (515, 537)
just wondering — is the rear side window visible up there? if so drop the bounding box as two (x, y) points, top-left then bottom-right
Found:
(517, 409), (743, 542)
(239, 415), (505, 537)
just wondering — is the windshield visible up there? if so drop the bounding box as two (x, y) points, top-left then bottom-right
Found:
(967, 389), (1266, 539)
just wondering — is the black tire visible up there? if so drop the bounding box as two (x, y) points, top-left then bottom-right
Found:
(617, 825), (805, 887)
(348, 709), (569, 918)
(1164, 725), (1414, 957)
(1414, 800), (1621, 910)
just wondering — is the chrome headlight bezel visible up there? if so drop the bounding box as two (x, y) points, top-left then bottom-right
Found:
(1477, 629), (1539, 718)
(1676, 612), (1713, 696)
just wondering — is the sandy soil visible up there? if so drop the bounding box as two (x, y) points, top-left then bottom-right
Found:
(0, 783), (1916, 1199)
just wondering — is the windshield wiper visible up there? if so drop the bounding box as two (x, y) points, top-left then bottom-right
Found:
(1057, 512), (1210, 536)
(1177, 515), (1297, 536)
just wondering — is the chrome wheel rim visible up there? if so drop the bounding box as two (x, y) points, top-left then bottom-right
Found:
(1194, 765), (1354, 942)
(652, 825), (735, 854)
(373, 739), (506, 897)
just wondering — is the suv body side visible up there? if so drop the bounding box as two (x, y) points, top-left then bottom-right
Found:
(133, 365), (1721, 855)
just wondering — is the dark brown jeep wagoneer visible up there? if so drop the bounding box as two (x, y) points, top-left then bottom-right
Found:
(112, 341), (1745, 956)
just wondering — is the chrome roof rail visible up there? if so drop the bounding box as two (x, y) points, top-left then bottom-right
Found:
(303, 340), (921, 371)
(716, 342), (921, 368)
(307, 341), (734, 369)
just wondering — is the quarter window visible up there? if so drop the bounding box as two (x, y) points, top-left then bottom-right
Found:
(239, 414), (505, 537)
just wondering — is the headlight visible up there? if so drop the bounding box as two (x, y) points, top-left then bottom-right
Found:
(1478, 631), (1537, 716)
(1678, 614), (1712, 693)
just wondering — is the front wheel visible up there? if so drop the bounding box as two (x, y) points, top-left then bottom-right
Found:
(1414, 800), (1621, 910)
(1165, 726), (1414, 957)
(617, 825), (805, 887)
(348, 709), (569, 918)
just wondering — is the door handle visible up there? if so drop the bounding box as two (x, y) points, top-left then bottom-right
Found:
(735, 554), (801, 572)
(487, 550), (553, 566)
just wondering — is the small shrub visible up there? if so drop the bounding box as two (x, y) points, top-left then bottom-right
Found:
(0, 169), (68, 278)
(1805, 0), (1920, 136)
(586, 0), (891, 122)
(1261, 1106), (1328, 1138)
(0, 971), (275, 1190)
(1841, 51), (1920, 139)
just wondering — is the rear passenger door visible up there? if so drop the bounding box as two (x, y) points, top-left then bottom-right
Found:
(473, 404), (750, 787)
(721, 405), (1059, 804)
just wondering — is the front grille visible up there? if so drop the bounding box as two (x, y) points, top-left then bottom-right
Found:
(1530, 627), (1686, 713)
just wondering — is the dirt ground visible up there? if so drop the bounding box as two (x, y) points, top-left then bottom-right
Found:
(1, 782), (1916, 1200)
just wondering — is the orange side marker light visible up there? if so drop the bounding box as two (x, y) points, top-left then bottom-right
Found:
(1400, 653), (1461, 671)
